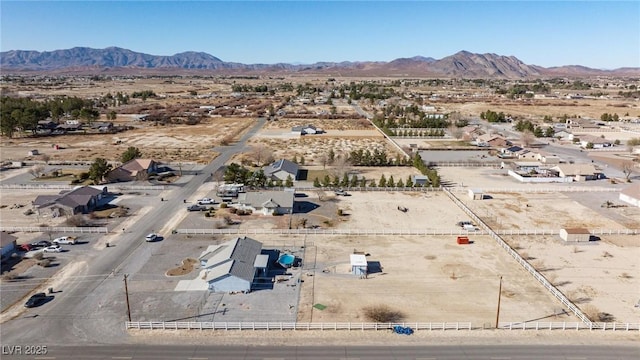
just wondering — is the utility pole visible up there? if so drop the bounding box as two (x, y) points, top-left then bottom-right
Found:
(495, 275), (503, 329)
(123, 274), (132, 322)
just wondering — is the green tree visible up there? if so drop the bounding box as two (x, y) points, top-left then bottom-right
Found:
(299, 155), (305, 165)
(586, 142), (594, 149)
(378, 174), (387, 187)
(107, 110), (117, 120)
(340, 173), (350, 187)
(544, 127), (555, 138)
(313, 177), (321, 187)
(285, 174), (294, 187)
(120, 146), (142, 163)
(387, 175), (395, 187)
(396, 178), (404, 188)
(88, 158), (112, 184)
(322, 174), (331, 187)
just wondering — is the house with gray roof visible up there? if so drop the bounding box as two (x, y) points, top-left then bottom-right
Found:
(198, 236), (263, 292)
(236, 190), (295, 215)
(33, 186), (108, 216)
(1, 232), (17, 261)
(263, 159), (299, 182)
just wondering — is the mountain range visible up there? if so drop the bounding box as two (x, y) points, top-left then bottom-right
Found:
(1, 47), (638, 78)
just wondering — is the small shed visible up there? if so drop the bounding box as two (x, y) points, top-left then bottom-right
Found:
(350, 254), (368, 276)
(560, 228), (591, 242)
(468, 188), (484, 200)
(28, 149), (39, 156)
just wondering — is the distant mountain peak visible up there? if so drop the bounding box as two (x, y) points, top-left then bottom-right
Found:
(0, 47), (637, 78)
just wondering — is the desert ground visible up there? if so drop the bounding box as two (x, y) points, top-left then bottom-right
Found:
(0, 117), (255, 164)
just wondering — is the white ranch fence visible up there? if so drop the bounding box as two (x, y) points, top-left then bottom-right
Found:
(0, 226), (109, 234)
(125, 321), (639, 332)
(175, 228), (638, 236)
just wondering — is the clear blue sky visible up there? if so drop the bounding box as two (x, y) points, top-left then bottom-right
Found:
(1, 1), (638, 69)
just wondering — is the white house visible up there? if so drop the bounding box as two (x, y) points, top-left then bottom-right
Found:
(198, 237), (263, 293)
(579, 135), (612, 149)
(550, 164), (602, 181)
(236, 190), (295, 215)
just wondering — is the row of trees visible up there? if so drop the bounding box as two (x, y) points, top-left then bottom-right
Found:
(600, 113), (621, 122)
(513, 120), (555, 138)
(1, 96), (100, 138)
(389, 129), (445, 137)
(223, 163), (294, 188)
(480, 110), (508, 123)
(312, 173), (435, 189)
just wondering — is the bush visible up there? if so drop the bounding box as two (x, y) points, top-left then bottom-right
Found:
(66, 214), (88, 227)
(229, 207), (237, 214)
(204, 212), (211, 218)
(362, 305), (404, 323)
(33, 252), (44, 260)
(37, 259), (52, 267)
(219, 203), (227, 209)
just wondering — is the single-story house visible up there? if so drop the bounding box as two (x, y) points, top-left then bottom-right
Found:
(236, 190), (295, 215)
(106, 158), (158, 182)
(411, 175), (430, 186)
(566, 118), (599, 130)
(511, 161), (545, 173)
(291, 124), (322, 135)
(198, 236), (263, 293)
(619, 183), (640, 208)
(0, 232), (17, 260)
(350, 254), (368, 276)
(553, 130), (574, 141)
(476, 134), (508, 148)
(500, 146), (523, 158)
(579, 135), (612, 149)
(535, 151), (561, 164)
(516, 149), (538, 160)
(462, 125), (484, 140)
(33, 186), (108, 215)
(550, 164), (602, 181)
(263, 159), (299, 182)
(559, 228), (591, 242)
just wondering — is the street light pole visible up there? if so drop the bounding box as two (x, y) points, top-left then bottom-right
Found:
(495, 275), (503, 329)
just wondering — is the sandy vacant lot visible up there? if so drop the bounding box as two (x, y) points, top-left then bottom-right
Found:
(0, 117), (254, 163)
(502, 234), (639, 324)
(297, 234), (576, 324)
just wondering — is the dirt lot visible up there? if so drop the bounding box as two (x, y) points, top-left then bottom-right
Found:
(0, 117), (254, 163)
(297, 234), (576, 324)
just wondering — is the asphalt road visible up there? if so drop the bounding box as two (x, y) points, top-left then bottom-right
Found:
(0, 118), (266, 345)
(1, 344), (638, 360)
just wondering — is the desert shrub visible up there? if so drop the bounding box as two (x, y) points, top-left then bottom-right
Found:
(66, 215), (88, 227)
(219, 203), (227, 209)
(362, 305), (404, 323)
(228, 207), (237, 214)
(223, 216), (233, 225)
(582, 304), (616, 322)
(337, 209), (343, 216)
(2, 273), (16, 281)
(32, 252), (44, 260)
(204, 212), (211, 218)
(37, 259), (52, 267)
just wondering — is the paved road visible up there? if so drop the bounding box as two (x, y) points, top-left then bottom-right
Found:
(0, 118), (266, 345)
(1, 344), (638, 359)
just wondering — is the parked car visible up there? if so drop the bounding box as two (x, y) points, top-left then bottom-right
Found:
(145, 233), (158, 242)
(53, 236), (76, 245)
(334, 189), (350, 196)
(18, 244), (33, 252)
(197, 198), (216, 205)
(43, 245), (62, 253)
(187, 204), (207, 212)
(24, 293), (49, 308)
(30, 240), (51, 248)
(456, 221), (473, 228)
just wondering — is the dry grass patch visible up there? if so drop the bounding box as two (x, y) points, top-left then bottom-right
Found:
(166, 258), (198, 276)
(362, 304), (404, 323)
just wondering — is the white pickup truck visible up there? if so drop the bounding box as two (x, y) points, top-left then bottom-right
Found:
(53, 236), (76, 245)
